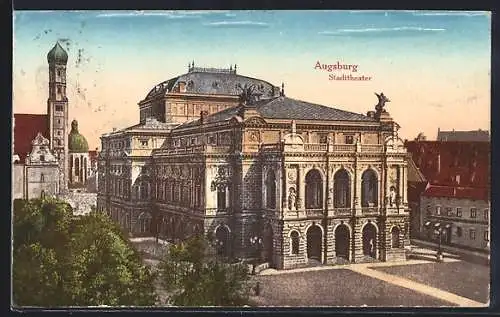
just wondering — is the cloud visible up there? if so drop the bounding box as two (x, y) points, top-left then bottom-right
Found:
(205, 21), (270, 28)
(410, 11), (487, 17)
(318, 26), (446, 37)
(348, 10), (487, 17)
(95, 10), (232, 19)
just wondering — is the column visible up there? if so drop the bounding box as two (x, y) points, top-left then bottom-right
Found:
(262, 166), (267, 209)
(403, 165), (408, 205)
(385, 163), (391, 208)
(354, 166), (361, 215)
(297, 165), (305, 210)
(398, 165), (404, 208)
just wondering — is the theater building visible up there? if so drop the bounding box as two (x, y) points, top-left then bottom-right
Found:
(98, 65), (411, 269)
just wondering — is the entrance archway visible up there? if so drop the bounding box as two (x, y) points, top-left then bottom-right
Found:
(306, 224), (322, 262)
(263, 223), (274, 265)
(335, 224), (350, 260)
(215, 225), (231, 258)
(362, 222), (377, 258)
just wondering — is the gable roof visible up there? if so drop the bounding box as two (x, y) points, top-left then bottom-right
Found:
(13, 114), (49, 162)
(177, 96), (375, 128)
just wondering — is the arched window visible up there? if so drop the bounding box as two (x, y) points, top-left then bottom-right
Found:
(266, 169), (276, 209)
(138, 212), (152, 234)
(391, 226), (400, 248)
(305, 169), (323, 209)
(361, 169), (378, 207)
(75, 157), (80, 177)
(290, 231), (300, 255)
(40, 173), (45, 182)
(334, 169), (350, 208)
(217, 185), (227, 210)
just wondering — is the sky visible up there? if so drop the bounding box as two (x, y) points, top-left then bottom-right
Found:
(13, 10), (491, 150)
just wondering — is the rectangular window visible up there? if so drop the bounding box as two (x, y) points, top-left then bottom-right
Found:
(57, 87), (62, 94)
(208, 135), (216, 145)
(55, 105), (63, 112)
(436, 206), (441, 215)
(426, 205), (432, 215)
(141, 140), (148, 147)
(456, 207), (462, 217)
(319, 134), (328, 144)
(456, 227), (462, 237)
(446, 207), (453, 217)
(345, 135), (354, 144)
(469, 229), (476, 240)
(190, 138), (196, 146)
(470, 208), (477, 218)
(484, 230), (489, 241)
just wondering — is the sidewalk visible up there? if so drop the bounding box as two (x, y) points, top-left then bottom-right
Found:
(411, 239), (489, 264)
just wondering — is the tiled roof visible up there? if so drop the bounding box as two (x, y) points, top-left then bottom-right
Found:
(422, 185), (489, 201)
(13, 114), (49, 162)
(144, 71), (280, 100)
(177, 96), (374, 128)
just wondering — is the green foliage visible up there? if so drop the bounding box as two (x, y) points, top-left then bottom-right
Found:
(12, 198), (157, 307)
(158, 235), (251, 306)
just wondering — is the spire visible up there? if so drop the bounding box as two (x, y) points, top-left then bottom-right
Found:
(234, 64), (237, 72)
(281, 82), (285, 97)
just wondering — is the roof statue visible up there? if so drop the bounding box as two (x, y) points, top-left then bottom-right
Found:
(375, 92), (390, 113)
(237, 83), (258, 105)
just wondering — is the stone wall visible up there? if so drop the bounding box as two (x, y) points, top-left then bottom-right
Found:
(12, 164), (24, 199)
(60, 191), (97, 215)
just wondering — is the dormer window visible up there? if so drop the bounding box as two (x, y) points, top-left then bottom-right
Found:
(319, 134), (328, 144)
(345, 135), (354, 144)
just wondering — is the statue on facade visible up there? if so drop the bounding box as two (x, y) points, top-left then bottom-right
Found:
(389, 186), (397, 207)
(288, 187), (297, 210)
(375, 92), (390, 113)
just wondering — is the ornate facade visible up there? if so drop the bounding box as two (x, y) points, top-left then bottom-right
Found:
(98, 66), (411, 269)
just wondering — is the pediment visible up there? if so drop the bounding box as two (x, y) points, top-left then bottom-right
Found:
(244, 116), (267, 125)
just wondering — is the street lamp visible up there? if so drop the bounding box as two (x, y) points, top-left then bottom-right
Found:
(249, 236), (263, 274)
(424, 221), (450, 262)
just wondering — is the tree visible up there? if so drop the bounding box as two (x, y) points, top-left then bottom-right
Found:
(158, 235), (251, 306)
(12, 198), (158, 307)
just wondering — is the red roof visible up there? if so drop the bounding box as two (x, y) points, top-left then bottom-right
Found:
(13, 114), (49, 162)
(405, 140), (490, 201)
(405, 141), (490, 188)
(423, 185), (489, 201)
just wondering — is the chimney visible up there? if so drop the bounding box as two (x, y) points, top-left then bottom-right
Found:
(437, 152), (441, 174)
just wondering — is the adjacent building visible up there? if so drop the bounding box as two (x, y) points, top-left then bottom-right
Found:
(437, 128), (490, 142)
(12, 42), (98, 212)
(98, 65), (412, 269)
(405, 140), (490, 252)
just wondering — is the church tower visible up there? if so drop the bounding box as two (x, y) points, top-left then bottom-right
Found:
(47, 42), (69, 193)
